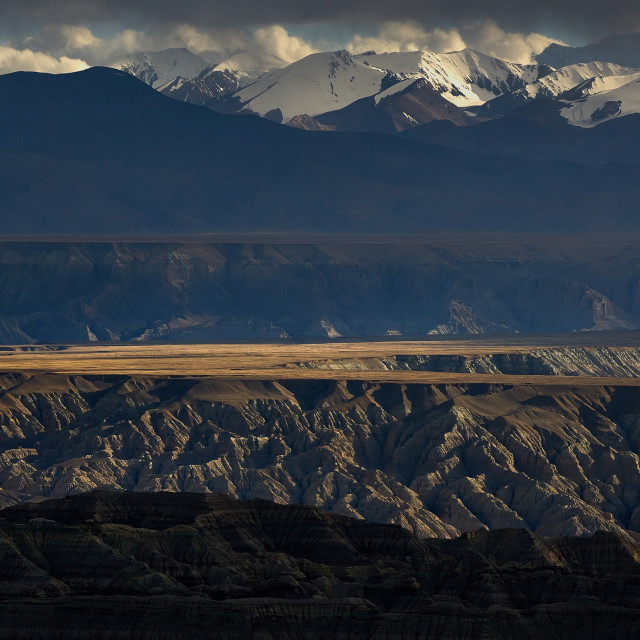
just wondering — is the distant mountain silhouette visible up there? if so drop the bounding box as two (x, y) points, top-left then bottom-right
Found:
(1, 67), (640, 234)
(537, 32), (640, 68)
(404, 99), (640, 164)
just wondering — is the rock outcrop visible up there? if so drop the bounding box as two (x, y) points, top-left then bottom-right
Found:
(1, 490), (640, 639)
(1, 374), (640, 540)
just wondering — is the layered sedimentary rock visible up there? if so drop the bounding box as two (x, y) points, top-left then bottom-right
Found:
(1, 490), (640, 639)
(1, 374), (640, 540)
(292, 346), (640, 376)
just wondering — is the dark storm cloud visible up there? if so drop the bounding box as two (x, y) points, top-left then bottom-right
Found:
(4, 0), (640, 37)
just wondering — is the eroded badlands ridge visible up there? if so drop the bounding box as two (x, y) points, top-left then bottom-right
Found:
(1, 373), (640, 540)
(1, 490), (640, 639)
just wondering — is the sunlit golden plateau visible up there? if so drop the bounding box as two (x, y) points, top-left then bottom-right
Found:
(1, 334), (639, 386)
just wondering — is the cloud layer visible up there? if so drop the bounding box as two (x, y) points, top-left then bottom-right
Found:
(2, 0), (635, 74)
(11, 23), (319, 72)
(4, 0), (640, 38)
(7, 17), (564, 75)
(347, 21), (560, 63)
(0, 46), (87, 74)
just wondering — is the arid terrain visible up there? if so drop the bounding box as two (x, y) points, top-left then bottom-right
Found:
(3, 46), (640, 638)
(0, 339), (640, 542)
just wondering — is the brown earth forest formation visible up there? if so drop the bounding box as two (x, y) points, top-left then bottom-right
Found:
(0, 373), (640, 541)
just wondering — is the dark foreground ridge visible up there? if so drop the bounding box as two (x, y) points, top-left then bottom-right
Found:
(0, 490), (639, 639)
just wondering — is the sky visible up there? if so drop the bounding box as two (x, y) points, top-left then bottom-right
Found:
(1, 0), (639, 74)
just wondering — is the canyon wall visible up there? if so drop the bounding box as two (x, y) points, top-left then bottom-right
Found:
(0, 239), (639, 342)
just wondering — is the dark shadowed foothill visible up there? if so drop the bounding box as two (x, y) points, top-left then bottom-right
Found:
(1, 490), (640, 639)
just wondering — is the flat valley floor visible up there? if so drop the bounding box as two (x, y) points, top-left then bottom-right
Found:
(1, 333), (640, 385)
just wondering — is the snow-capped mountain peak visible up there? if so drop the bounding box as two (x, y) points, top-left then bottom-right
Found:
(358, 49), (541, 108)
(210, 63), (271, 87)
(231, 50), (389, 122)
(526, 61), (638, 99)
(110, 48), (213, 88)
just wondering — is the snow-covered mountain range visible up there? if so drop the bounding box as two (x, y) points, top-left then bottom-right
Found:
(476, 61), (639, 117)
(110, 33), (640, 131)
(228, 48), (544, 122)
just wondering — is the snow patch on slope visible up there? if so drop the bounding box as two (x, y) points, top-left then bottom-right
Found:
(524, 62), (639, 99)
(374, 79), (415, 104)
(561, 73), (640, 127)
